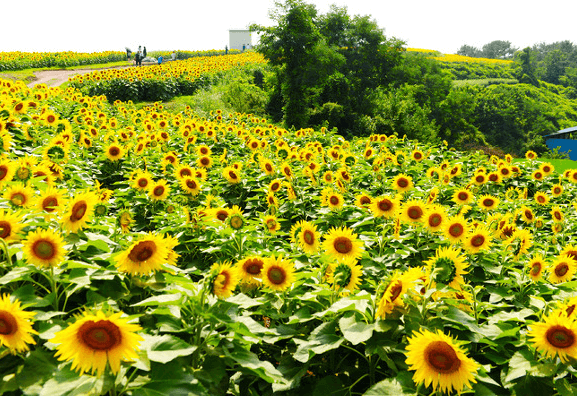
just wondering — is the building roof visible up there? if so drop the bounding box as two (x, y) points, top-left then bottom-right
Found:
(544, 126), (577, 138)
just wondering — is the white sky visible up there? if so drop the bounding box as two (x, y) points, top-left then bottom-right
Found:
(1, 0), (575, 54)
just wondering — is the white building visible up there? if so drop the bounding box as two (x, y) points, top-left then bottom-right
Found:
(229, 30), (252, 51)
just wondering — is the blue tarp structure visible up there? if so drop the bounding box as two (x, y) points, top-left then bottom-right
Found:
(544, 126), (577, 160)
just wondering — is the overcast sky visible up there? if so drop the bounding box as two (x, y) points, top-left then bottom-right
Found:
(1, 0), (575, 54)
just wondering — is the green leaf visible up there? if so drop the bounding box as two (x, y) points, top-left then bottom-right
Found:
(223, 345), (286, 384)
(294, 320), (344, 363)
(141, 334), (197, 364)
(132, 293), (183, 307)
(313, 375), (346, 396)
(339, 314), (375, 345)
(363, 378), (405, 396)
(504, 350), (532, 384)
(39, 366), (111, 396)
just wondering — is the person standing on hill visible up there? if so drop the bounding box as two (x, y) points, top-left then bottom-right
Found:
(143, 46), (147, 59)
(171, 51), (176, 61)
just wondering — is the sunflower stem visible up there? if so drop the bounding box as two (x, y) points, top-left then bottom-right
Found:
(49, 266), (60, 311)
(0, 237), (12, 268)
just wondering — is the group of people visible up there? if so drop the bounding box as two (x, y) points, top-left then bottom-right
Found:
(126, 46), (177, 66)
(133, 46), (147, 67)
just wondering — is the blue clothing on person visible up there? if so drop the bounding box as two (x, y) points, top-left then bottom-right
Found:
(158, 56), (163, 65)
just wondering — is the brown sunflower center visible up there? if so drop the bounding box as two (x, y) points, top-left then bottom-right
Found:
(389, 281), (403, 302)
(408, 206), (423, 220)
(0, 312), (17, 335)
(216, 210), (228, 221)
(43, 197), (58, 212)
(546, 325), (575, 349)
(138, 178), (148, 188)
(271, 182), (280, 192)
(483, 198), (494, 207)
(425, 341), (462, 374)
(329, 196), (340, 206)
(554, 212), (562, 220)
(525, 210), (533, 220)
(228, 171), (238, 180)
(71, 201), (87, 222)
(0, 221), (11, 239)
(449, 224), (464, 237)
(200, 157), (210, 166)
(471, 235), (485, 248)
(109, 147), (120, 156)
(0, 165), (7, 180)
(530, 262), (542, 276)
(333, 236), (353, 254)
(128, 240), (156, 263)
(555, 263), (569, 277)
(359, 196), (371, 205)
(245, 260), (263, 275)
(10, 193), (26, 206)
(396, 178), (409, 188)
(475, 175), (484, 183)
(180, 169), (192, 177)
(303, 230), (315, 245)
(186, 179), (197, 189)
(268, 267), (286, 284)
(153, 186), (165, 197)
(79, 320), (121, 351)
(32, 240), (56, 260)
(378, 199), (392, 212)
(428, 214), (442, 227)
(457, 192), (468, 201)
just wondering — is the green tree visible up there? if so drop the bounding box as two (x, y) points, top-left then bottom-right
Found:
(481, 40), (518, 59)
(515, 47), (540, 86)
(543, 49), (568, 85)
(457, 44), (482, 58)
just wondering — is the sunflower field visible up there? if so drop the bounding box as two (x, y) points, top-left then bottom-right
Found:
(1, 52), (577, 396)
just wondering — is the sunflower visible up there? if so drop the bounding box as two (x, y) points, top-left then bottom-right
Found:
(528, 313), (577, 363)
(470, 172), (487, 186)
(3, 183), (34, 208)
(0, 158), (16, 185)
(549, 255), (577, 284)
(228, 209), (246, 230)
(61, 191), (98, 233)
(534, 191), (550, 206)
(551, 183), (564, 197)
(392, 174), (413, 193)
(115, 233), (170, 275)
(263, 214), (280, 233)
(297, 221), (321, 254)
(322, 226), (364, 262)
(104, 143), (124, 161)
(34, 187), (66, 216)
(425, 246), (468, 290)
(327, 259), (363, 293)
(399, 200), (426, 224)
(527, 255), (546, 282)
(261, 255), (295, 292)
(118, 210), (134, 234)
(131, 170), (153, 192)
(540, 162), (555, 176)
(22, 228), (67, 268)
(210, 262), (240, 299)
(222, 166), (241, 184)
(236, 256), (265, 283)
(463, 226), (492, 254)
(525, 150), (538, 160)
(266, 192), (279, 208)
(423, 204), (447, 233)
(504, 228), (533, 259)
(179, 176), (201, 196)
(560, 244), (577, 261)
(196, 155), (212, 169)
(519, 206), (535, 223)
(0, 294), (38, 353)
(477, 194), (500, 211)
(443, 216), (469, 244)
(405, 329), (479, 394)
(355, 192), (372, 210)
(323, 189), (344, 211)
(452, 188), (474, 205)
(51, 310), (143, 376)
(268, 179), (283, 194)
(551, 206), (564, 223)
(376, 271), (414, 318)
(148, 179), (170, 201)
(0, 209), (25, 243)
(370, 195), (399, 219)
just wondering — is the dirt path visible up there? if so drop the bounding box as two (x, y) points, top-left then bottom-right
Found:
(27, 64), (137, 88)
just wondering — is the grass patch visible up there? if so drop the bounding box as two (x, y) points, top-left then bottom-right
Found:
(453, 78), (518, 87)
(513, 158), (576, 174)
